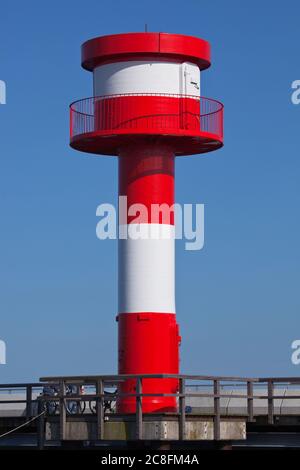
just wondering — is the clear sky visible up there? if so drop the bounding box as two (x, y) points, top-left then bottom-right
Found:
(0, 0), (299, 382)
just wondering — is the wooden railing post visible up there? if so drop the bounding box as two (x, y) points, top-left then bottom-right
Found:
(37, 398), (45, 450)
(268, 380), (274, 425)
(247, 381), (254, 422)
(96, 379), (104, 440)
(26, 385), (32, 419)
(179, 378), (186, 440)
(59, 380), (66, 441)
(135, 377), (143, 440)
(213, 380), (221, 440)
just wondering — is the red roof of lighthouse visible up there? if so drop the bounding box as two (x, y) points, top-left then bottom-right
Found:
(81, 32), (211, 71)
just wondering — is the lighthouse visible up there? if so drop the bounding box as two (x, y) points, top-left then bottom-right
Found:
(70, 32), (223, 413)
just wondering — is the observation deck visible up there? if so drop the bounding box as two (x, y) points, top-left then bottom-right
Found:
(69, 94), (223, 156)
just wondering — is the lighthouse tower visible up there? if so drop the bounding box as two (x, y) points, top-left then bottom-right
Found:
(70, 32), (223, 413)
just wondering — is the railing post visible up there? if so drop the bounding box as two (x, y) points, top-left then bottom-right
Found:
(37, 398), (45, 450)
(96, 379), (104, 440)
(69, 107), (73, 138)
(59, 380), (66, 441)
(179, 378), (186, 440)
(135, 377), (143, 440)
(247, 381), (254, 422)
(26, 385), (32, 419)
(213, 380), (221, 441)
(268, 380), (274, 425)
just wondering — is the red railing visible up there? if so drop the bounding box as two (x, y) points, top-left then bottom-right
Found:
(70, 94), (223, 141)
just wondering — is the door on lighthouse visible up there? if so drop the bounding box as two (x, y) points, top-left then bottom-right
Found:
(180, 62), (201, 130)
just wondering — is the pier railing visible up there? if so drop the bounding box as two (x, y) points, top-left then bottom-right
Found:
(0, 382), (51, 419)
(37, 374), (260, 443)
(2, 375), (300, 447)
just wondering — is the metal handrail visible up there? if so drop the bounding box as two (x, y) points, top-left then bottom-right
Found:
(69, 94), (224, 143)
(70, 93), (224, 117)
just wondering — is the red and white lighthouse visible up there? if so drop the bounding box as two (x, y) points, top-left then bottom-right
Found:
(70, 32), (223, 413)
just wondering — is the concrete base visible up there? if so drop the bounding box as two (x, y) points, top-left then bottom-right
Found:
(45, 414), (246, 442)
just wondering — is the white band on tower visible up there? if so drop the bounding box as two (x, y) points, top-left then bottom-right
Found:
(94, 60), (200, 96)
(118, 223), (175, 314)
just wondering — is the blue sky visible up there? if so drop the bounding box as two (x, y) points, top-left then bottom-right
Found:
(0, 0), (299, 382)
